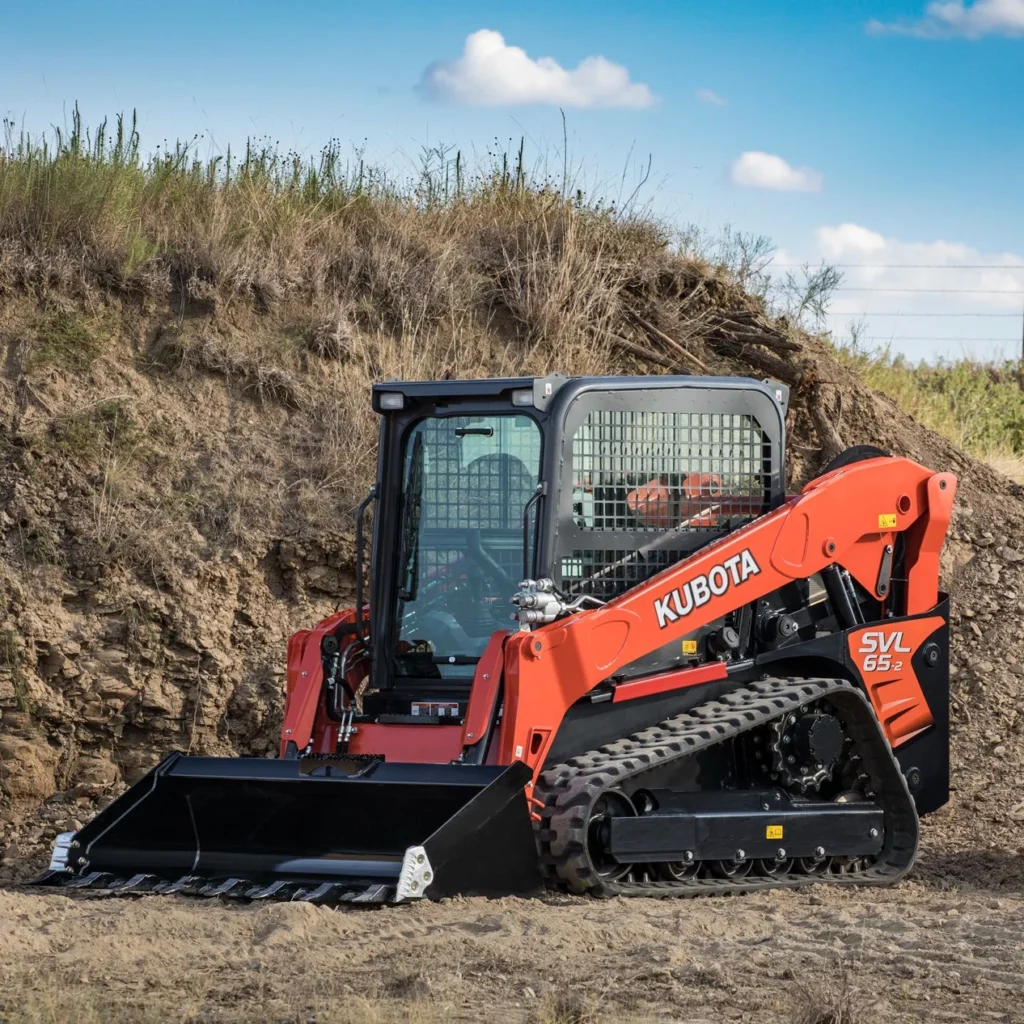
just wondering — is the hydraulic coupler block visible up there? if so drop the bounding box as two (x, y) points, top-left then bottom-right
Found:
(511, 578), (567, 628)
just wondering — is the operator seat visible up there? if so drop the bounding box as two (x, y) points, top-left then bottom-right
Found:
(463, 453), (536, 529)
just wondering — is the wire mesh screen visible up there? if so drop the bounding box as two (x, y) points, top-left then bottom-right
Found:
(420, 427), (538, 530)
(560, 546), (696, 602)
(416, 416), (540, 582)
(563, 407), (770, 599)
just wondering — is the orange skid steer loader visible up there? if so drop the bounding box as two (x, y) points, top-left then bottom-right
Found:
(38, 375), (955, 904)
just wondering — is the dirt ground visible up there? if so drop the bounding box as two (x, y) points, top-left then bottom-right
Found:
(1, 829), (1023, 1024)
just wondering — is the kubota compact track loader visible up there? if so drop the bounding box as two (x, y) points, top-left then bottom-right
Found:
(38, 374), (955, 904)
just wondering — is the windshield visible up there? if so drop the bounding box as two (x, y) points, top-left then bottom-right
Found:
(394, 414), (542, 680)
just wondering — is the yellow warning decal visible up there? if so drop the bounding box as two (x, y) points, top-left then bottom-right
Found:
(765, 825), (783, 840)
(682, 640), (698, 655)
(878, 513), (897, 529)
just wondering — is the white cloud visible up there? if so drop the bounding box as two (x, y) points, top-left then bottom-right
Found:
(867, 0), (1024, 38)
(729, 151), (823, 192)
(775, 223), (1024, 361)
(815, 224), (1024, 305)
(420, 29), (656, 108)
(696, 88), (727, 106)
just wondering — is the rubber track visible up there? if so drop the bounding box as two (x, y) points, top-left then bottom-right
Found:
(536, 677), (919, 897)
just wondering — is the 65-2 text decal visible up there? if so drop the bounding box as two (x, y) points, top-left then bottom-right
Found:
(857, 630), (911, 673)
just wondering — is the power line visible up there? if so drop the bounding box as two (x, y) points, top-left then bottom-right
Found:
(773, 263), (1024, 270)
(841, 312), (1021, 317)
(835, 287), (1024, 294)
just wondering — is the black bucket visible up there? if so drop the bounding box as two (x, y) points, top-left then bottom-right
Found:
(38, 753), (543, 902)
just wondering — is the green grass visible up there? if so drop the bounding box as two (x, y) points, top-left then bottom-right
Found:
(0, 627), (19, 669)
(47, 398), (137, 459)
(14, 516), (64, 568)
(24, 310), (102, 373)
(0, 627), (32, 712)
(122, 604), (163, 663)
(834, 342), (1024, 481)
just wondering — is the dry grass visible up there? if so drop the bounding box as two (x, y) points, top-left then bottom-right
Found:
(530, 990), (600, 1024)
(0, 107), (676, 356)
(986, 451), (1024, 485)
(1, 109), (729, 556)
(0, 965), (446, 1024)
(790, 961), (861, 1024)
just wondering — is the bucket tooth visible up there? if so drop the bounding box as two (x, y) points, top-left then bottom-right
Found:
(199, 877), (251, 898)
(344, 884), (392, 903)
(247, 880), (301, 901)
(293, 882), (350, 904)
(110, 873), (161, 894)
(155, 875), (205, 895)
(220, 880), (258, 900)
(31, 870), (73, 887)
(65, 871), (116, 890)
(293, 882), (393, 904)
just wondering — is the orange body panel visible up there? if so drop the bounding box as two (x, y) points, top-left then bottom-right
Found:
(460, 632), (505, 750)
(847, 616), (944, 746)
(611, 662), (728, 703)
(281, 609), (358, 756)
(904, 475), (956, 614)
(348, 723), (463, 761)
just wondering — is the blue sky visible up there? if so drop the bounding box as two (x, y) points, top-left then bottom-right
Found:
(4, 0), (1023, 361)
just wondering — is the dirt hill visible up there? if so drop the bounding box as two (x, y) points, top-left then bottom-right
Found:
(0, 175), (1022, 886)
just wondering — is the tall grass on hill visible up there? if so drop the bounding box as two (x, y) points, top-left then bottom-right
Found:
(1, 108), (698, 557)
(0, 105), (666, 341)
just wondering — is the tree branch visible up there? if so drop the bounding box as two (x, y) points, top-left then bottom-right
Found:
(627, 312), (710, 371)
(607, 333), (689, 374)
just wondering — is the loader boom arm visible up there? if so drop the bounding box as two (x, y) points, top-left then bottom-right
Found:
(497, 456), (956, 771)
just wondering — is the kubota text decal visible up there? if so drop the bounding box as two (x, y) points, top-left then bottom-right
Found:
(654, 549), (761, 629)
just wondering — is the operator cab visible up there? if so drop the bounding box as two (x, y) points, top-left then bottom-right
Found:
(361, 374), (789, 719)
